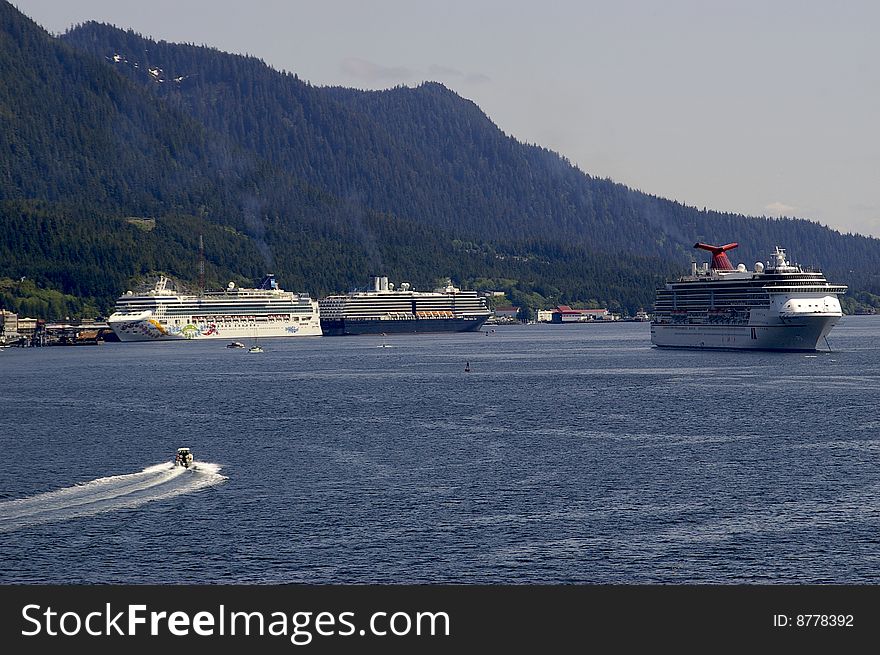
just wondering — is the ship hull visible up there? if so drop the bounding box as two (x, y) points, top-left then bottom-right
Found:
(109, 317), (322, 342)
(321, 316), (489, 336)
(650, 315), (841, 351)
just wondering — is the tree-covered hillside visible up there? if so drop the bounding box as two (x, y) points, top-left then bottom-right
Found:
(1, 1), (878, 320)
(61, 22), (880, 292)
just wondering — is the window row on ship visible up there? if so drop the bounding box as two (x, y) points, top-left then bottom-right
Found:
(656, 291), (771, 302)
(671, 279), (830, 291)
(119, 302), (312, 311)
(120, 304), (314, 314)
(318, 301), (486, 310)
(660, 288), (837, 300)
(157, 315), (307, 325)
(162, 303), (312, 310)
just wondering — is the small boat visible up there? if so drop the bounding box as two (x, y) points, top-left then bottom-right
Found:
(248, 326), (262, 352)
(174, 447), (194, 468)
(226, 341), (245, 349)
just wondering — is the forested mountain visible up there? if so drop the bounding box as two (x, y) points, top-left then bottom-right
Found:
(1, 1), (879, 319)
(60, 22), (880, 286)
(0, 2), (544, 313)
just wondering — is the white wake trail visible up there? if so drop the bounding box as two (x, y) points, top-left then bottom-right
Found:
(0, 462), (227, 532)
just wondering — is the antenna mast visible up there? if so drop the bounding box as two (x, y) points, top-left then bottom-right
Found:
(198, 234), (206, 293)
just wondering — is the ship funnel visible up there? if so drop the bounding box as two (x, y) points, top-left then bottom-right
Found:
(373, 276), (381, 292)
(380, 276), (389, 291)
(694, 242), (739, 270)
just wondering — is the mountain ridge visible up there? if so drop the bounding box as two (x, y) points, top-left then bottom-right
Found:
(1, 1), (878, 318)
(60, 21), (880, 268)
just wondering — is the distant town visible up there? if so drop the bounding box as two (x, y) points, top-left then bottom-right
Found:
(1, 310), (114, 347)
(487, 304), (649, 325)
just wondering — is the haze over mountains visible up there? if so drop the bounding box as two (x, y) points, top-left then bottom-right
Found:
(1, 1), (878, 317)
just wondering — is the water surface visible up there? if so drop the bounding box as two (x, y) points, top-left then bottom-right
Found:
(1, 317), (878, 583)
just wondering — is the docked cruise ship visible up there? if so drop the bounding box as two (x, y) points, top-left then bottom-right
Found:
(108, 275), (322, 342)
(319, 276), (491, 336)
(651, 243), (847, 351)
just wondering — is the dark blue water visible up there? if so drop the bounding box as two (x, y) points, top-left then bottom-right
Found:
(2, 317), (879, 583)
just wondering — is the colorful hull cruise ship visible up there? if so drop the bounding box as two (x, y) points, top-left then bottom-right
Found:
(651, 243), (847, 351)
(319, 276), (491, 336)
(108, 275), (321, 342)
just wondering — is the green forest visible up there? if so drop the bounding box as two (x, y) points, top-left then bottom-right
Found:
(2, 2), (879, 319)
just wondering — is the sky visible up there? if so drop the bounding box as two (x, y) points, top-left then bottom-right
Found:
(11, 0), (880, 238)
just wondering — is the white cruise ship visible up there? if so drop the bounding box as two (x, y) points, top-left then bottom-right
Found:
(108, 275), (322, 342)
(651, 243), (847, 351)
(319, 276), (491, 336)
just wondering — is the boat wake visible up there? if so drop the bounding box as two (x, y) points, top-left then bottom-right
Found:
(0, 462), (226, 533)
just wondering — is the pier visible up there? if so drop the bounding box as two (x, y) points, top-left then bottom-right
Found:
(0, 312), (116, 346)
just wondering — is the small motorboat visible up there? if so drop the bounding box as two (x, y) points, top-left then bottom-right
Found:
(174, 447), (194, 468)
(248, 344), (263, 353)
(226, 341), (245, 349)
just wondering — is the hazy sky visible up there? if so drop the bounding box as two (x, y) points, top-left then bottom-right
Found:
(12, 0), (880, 237)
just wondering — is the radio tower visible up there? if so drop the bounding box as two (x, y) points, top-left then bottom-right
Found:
(198, 234), (206, 294)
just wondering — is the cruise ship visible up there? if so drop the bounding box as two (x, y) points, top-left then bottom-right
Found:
(108, 275), (322, 342)
(319, 276), (491, 336)
(651, 243), (847, 351)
